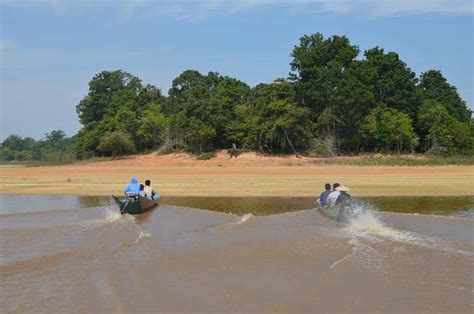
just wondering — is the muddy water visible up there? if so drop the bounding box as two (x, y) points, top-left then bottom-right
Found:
(1, 195), (473, 312)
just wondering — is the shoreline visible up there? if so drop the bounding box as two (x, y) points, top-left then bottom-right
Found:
(1, 152), (473, 197)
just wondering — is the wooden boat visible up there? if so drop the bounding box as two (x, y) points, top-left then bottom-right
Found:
(319, 204), (343, 221)
(112, 195), (158, 215)
(318, 202), (363, 223)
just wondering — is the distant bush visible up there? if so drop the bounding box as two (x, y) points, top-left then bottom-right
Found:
(14, 151), (33, 161)
(0, 148), (16, 161)
(98, 131), (136, 158)
(40, 150), (76, 165)
(306, 155), (474, 166)
(196, 151), (216, 160)
(307, 137), (336, 157)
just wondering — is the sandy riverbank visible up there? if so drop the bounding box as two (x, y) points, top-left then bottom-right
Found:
(1, 151), (473, 196)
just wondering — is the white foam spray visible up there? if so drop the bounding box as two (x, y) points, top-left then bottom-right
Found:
(236, 213), (255, 225)
(76, 204), (124, 229)
(345, 210), (419, 243)
(343, 205), (472, 256)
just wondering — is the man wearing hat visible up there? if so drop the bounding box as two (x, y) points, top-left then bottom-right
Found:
(326, 183), (341, 207)
(335, 186), (351, 205)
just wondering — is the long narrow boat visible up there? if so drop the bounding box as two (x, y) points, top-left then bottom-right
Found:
(318, 202), (363, 223)
(319, 204), (343, 221)
(112, 195), (158, 215)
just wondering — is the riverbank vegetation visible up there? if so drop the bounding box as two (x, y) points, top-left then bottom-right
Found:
(1, 33), (472, 164)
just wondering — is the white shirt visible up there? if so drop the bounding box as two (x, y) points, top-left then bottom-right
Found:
(326, 191), (340, 207)
(144, 186), (154, 199)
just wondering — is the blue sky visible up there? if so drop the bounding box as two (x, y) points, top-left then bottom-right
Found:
(1, 0), (473, 140)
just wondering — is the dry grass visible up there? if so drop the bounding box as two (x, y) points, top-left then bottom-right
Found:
(1, 151), (473, 197)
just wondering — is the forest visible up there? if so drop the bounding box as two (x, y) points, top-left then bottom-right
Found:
(1, 33), (472, 162)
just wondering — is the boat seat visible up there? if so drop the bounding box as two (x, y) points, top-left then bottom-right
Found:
(125, 192), (138, 201)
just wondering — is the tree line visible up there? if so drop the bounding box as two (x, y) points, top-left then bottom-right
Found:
(1, 33), (472, 162)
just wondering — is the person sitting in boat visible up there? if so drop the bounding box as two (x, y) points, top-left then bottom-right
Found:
(318, 183), (332, 207)
(326, 183), (341, 207)
(144, 180), (160, 200)
(335, 186), (351, 205)
(124, 177), (140, 199)
(139, 184), (146, 197)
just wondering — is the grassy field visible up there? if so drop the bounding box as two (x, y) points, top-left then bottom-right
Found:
(1, 152), (473, 197)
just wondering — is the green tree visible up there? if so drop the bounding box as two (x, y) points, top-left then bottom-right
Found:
(2, 135), (24, 151)
(225, 104), (258, 150)
(417, 70), (471, 123)
(185, 118), (216, 152)
(137, 103), (169, 150)
(363, 47), (420, 118)
(44, 130), (66, 150)
(74, 70), (163, 157)
(166, 70), (210, 115)
(76, 70), (144, 126)
(97, 131), (136, 158)
(253, 80), (314, 154)
(330, 60), (377, 151)
(290, 33), (359, 115)
(418, 100), (472, 155)
(361, 106), (418, 153)
(166, 70), (250, 151)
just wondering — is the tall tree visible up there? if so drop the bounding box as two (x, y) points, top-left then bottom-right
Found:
(417, 70), (471, 123)
(97, 131), (136, 158)
(253, 79), (314, 154)
(331, 60), (377, 151)
(290, 33), (359, 116)
(74, 70), (162, 157)
(418, 100), (472, 155)
(76, 70), (144, 126)
(360, 106), (418, 153)
(363, 47), (420, 118)
(137, 103), (169, 150)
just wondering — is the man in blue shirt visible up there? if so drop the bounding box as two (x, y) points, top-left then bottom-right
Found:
(318, 183), (332, 207)
(124, 177), (140, 196)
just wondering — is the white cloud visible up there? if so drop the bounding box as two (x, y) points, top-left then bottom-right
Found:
(1, 0), (472, 20)
(142, 0), (474, 20)
(0, 39), (17, 50)
(0, 0), (68, 13)
(316, 0), (474, 16)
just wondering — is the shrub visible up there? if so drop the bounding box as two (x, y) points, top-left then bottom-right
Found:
(307, 136), (336, 157)
(0, 148), (16, 161)
(196, 151), (216, 160)
(14, 151), (32, 161)
(98, 131), (136, 158)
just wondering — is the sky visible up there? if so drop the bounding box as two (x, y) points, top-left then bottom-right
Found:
(1, 0), (473, 140)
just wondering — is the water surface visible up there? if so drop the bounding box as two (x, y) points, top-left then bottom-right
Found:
(1, 195), (473, 312)
(1, 194), (472, 216)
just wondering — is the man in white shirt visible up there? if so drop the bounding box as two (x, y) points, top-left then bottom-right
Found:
(144, 179), (160, 200)
(326, 183), (341, 207)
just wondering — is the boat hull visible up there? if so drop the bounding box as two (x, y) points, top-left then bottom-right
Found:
(112, 195), (158, 215)
(318, 202), (362, 223)
(319, 205), (342, 220)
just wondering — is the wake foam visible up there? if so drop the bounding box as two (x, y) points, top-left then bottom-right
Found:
(236, 213), (255, 225)
(345, 210), (419, 243)
(76, 204), (123, 229)
(217, 213), (256, 230)
(343, 206), (473, 257)
(137, 229), (151, 241)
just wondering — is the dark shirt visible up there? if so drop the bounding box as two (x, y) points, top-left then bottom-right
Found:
(319, 190), (332, 206)
(336, 192), (351, 205)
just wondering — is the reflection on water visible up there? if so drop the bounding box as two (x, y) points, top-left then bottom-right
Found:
(163, 196), (474, 216)
(0, 195), (472, 217)
(363, 196), (474, 216)
(0, 195), (110, 214)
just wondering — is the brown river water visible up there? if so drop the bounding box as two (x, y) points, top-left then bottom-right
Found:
(1, 195), (473, 313)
